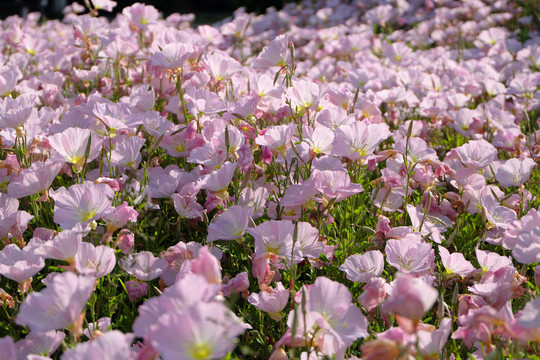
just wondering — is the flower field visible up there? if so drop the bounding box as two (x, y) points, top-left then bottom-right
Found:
(0, 0), (540, 358)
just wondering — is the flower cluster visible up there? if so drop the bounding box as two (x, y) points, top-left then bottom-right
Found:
(0, 0), (539, 358)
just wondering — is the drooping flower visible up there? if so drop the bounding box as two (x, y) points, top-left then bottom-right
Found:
(7, 159), (63, 199)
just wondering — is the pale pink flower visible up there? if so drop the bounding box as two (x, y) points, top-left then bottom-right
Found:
(339, 251), (384, 283)
(417, 318), (452, 359)
(303, 126), (334, 155)
(382, 273), (438, 322)
(37, 228), (83, 262)
(454, 139), (497, 169)
(103, 202), (138, 233)
(204, 51), (243, 82)
(238, 187), (268, 219)
(221, 272), (249, 297)
(313, 169), (364, 203)
(81, 317), (111, 340)
(476, 247), (513, 272)
(151, 42), (194, 69)
(50, 182), (114, 230)
(248, 220), (301, 267)
(91, 0), (117, 11)
(439, 246), (476, 277)
(16, 271), (95, 332)
(255, 124), (296, 157)
(248, 282), (289, 321)
(122, 3), (159, 29)
(198, 161), (236, 196)
(48, 128), (102, 170)
(147, 302), (245, 360)
(207, 205), (254, 242)
(358, 277), (387, 311)
(331, 121), (391, 160)
(253, 34), (289, 68)
(110, 135), (146, 169)
(191, 246), (221, 284)
(62, 330), (135, 360)
(283, 277), (368, 355)
(15, 330), (65, 358)
(125, 280), (148, 302)
(0, 336), (15, 360)
(133, 273), (221, 337)
(74, 242), (116, 278)
(119, 251), (168, 281)
(0, 244), (45, 283)
(286, 79), (326, 112)
(7, 159), (63, 199)
(116, 229), (135, 254)
(495, 157), (536, 188)
(385, 236), (435, 274)
(518, 296), (540, 328)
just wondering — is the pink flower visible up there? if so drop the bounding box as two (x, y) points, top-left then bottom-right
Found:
(0, 336), (15, 360)
(255, 124), (296, 157)
(339, 251), (384, 283)
(0, 244), (45, 283)
(358, 277), (387, 311)
(15, 330), (65, 358)
(331, 121), (391, 160)
(253, 34), (289, 68)
(50, 182), (114, 230)
(495, 157), (536, 188)
(417, 318), (452, 358)
(204, 51), (243, 82)
(518, 296), (540, 328)
(382, 273), (438, 322)
(125, 280), (148, 302)
(439, 246), (476, 277)
(48, 128), (102, 170)
(74, 243), (116, 278)
(313, 169), (364, 203)
(248, 282), (289, 321)
(122, 3), (159, 29)
(119, 251), (168, 281)
(454, 139), (497, 169)
(116, 229), (135, 254)
(221, 272), (249, 297)
(147, 302), (246, 360)
(16, 271), (95, 332)
(62, 330), (135, 360)
(207, 205), (254, 242)
(151, 42), (194, 69)
(37, 228), (83, 262)
(110, 135), (146, 169)
(191, 246), (222, 284)
(286, 79), (326, 112)
(103, 202), (138, 233)
(385, 236), (435, 274)
(248, 220), (301, 267)
(7, 160), (63, 199)
(198, 161), (236, 197)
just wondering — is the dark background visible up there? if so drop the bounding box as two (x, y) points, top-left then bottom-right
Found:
(1, 0), (289, 20)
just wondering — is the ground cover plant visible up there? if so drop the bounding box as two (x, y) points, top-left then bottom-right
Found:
(0, 0), (539, 358)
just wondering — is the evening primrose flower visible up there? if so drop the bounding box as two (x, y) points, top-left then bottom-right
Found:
(16, 271), (95, 333)
(48, 128), (102, 170)
(49, 182), (114, 230)
(207, 205), (254, 242)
